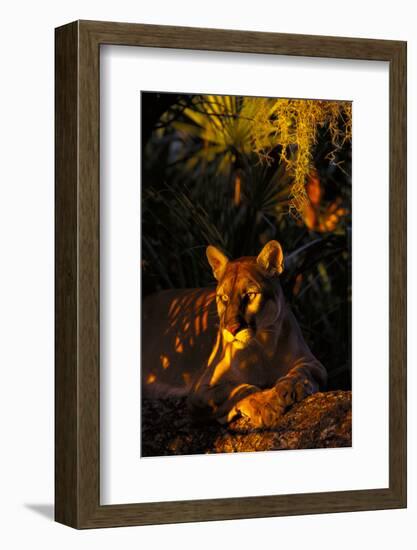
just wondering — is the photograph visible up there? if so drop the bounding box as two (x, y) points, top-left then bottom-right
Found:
(141, 91), (352, 456)
(0, 0), (409, 541)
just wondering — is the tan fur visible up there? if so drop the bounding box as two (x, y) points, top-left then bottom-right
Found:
(142, 288), (218, 398)
(142, 241), (327, 428)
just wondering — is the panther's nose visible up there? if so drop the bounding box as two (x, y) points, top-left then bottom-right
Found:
(227, 323), (241, 336)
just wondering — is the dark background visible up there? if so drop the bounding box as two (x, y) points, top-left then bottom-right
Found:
(141, 92), (352, 391)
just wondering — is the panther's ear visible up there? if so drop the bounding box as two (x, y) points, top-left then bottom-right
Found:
(206, 245), (229, 281)
(257, 240), (284, 276)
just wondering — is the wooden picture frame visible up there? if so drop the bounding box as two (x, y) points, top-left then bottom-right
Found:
(55, 20), (407, 529)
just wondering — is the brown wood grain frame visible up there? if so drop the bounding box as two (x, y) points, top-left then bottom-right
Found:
(55, 20), (407, 529)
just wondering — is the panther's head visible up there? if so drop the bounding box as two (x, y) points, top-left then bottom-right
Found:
(206, 241), (285, 350)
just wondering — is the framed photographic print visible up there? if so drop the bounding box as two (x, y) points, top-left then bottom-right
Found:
(55, 20), (407, 528)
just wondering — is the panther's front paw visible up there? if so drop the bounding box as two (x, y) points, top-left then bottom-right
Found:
(275, 375), (318, 409)
(235, 387), (285, 429)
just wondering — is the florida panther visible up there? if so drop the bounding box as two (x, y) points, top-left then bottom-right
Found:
(142, 241), (327, 428)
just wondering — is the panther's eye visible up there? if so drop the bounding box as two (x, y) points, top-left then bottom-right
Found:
(218, 294), (229, 303)
(246, 292), (258, 301)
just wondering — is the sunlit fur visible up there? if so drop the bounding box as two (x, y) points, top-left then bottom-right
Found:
(187, 241), (327, 426)
(142, 241), (327, 428)
(222, 327), (253, 348)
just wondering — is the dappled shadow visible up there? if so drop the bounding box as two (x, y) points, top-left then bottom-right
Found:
(142, 287), (218, 395)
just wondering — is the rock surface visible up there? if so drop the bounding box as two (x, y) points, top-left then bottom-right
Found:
(141, 390), (352, 456)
